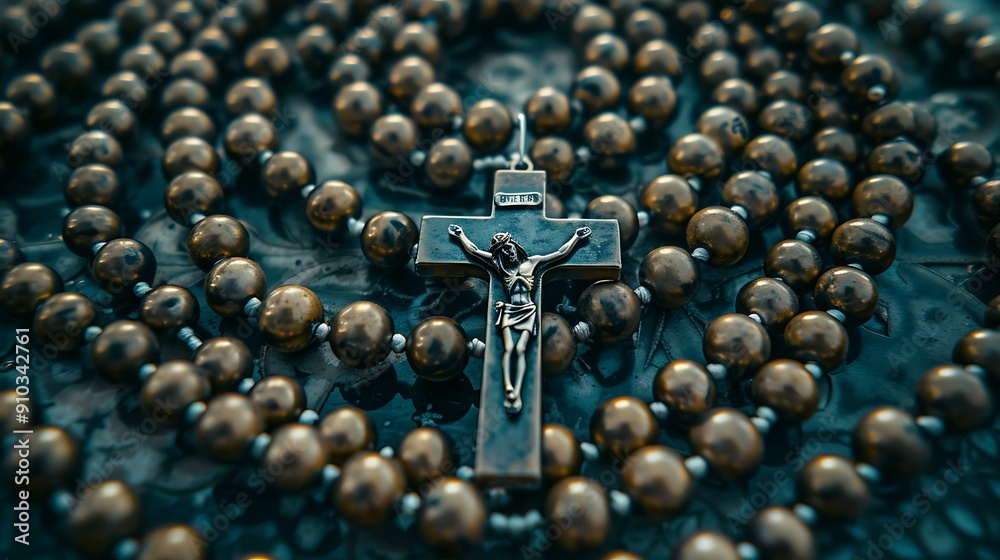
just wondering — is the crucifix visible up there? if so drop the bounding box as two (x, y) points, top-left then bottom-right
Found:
(414, 130), (622, 487)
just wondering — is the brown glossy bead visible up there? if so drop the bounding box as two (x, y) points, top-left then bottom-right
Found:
(773, 1), (821, 43)
(815, 98), (858, 131)
(162, 107), (216, 145)
(971, 34), (1000, 82)
(141, 22), (183, 57)
(305, 180), (362, 234)
(165, 172), (224, 225)
(578, 281), (642, 343)
(861, 102), (916, 144)
(525, 87), (571, 135)
(531, 137), (575, 183)
(77, 21), (121, 67)
(193, 337), (254, 393)
(798, 455), (870, 521)
(329, 301), (392, 367)
(853, 407), (930, 477)
(585, 196), (638, 250)
(691, 408), (762, 479)
(764, 241), (822, 296)
(623, 9), (666, 47)
(304, 0), (350, 31)
(407, 317), (469, 382)
(250, 375), (306, 429)
(0, 263), (63, 321)
(196, 393), (264, 462)
(694, 107), (749, 159)
(621, 445), (693, 519)
(2, 426), (78, 498)
(370, 115), (418, 169)
(119, 44), (166, 81)
(261, 152), (313, 199)
(334, 452), (406, 526)
(796, 159), (851, 202)
(113, 0), (158, 37)
(68, 131), (124, 169)
(699, 50), (740, 89)
(808, 23), (858, 66)
(686, 207), (749, 267)
(139, 285), (199, 333)
(41, 42), (93, 91)
(162, 137), (219, 180)
(225, 78), (277, 117)
(751, 359), (818, 421)
(67, 481), (141, 557)
(744, 46), (782, 82)
(540, 312), (577, 376)
(62, 205), (123, 258)
(463, 99), (512, 152)
(33, 292), (97, 351)
(721, 171), (779, 230)
(589, 396), (658, 457)
(582, 113), (635, 170)
(192, 27), (232, 65)
(141, 360), (210, 428)
(399, 427), (455, 487)
(741, 134), (798, 187)
(546, 194), (566, 218)
(136, 525), (208, 560)
(938, 141), (995, 189)
(92, 238), (156, 296)
(584, 32), (630, 71)
(419, 478), (486, 553)
(7, 74), (57, 123)
(85, 100), (137, 142)
(225, 113), (280, 164)
(103, 71), (151, 111)
(917, 365), (994, 432)
(831, 218), (896, 275)
(674, 532), (740, 560)
(758, 100), (812, 142)
(319, 407), (376, 465)
(545, 477), (610, 552)
(170, 49), (218, 86)
(640, 175), (698, 237)
(973, 180), (1000, 228)
(938, 10), (989, 52)
(296, 25), (335, 72)
(187, 215), (251, 272)
(386, 57), (434, 106)
(91, 320), (159, 381)
(573, 66), (621, 115)
(852, 175), (913, 229)
(334, 82), (383, 138)
(259, 285), (324, 354)
(628, 75), (677, 130)
(781, 197), (838, 244)
(639, 247), (699, 310)
(737, 278), (800, 332)
(360, 211), (418, 268)
(841, 55), (897, 104)
(784, 311), (848, 372)
(760, 71), (807, 104)
(711, 78), (759, 117)
(328, 54), (371, 90)
(571, 4), (615, 45)
(811, 128), (860, 167)
(814, 267), (879, 327)
(953, 330), (1000, 391)
(703, 314), (770, 378)
(261, 424), (326, 491)
(634, 39), (682, 78)
(541, 424), (582, 483)
(244, 38), (290, 77)
(426, 138), (473, 189)
(669, 134), (724, 181)
(393, 22), (441, 62)
(161, 79), (210, 111)
(411, 83), (462, 131)
(653, 360), (716, 418)
(748, 507), (815, 560)
(416, 0), (467, 37)
(204, 257), (267, 318)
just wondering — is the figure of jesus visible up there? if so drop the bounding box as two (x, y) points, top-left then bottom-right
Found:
(448, 224), (592, 414)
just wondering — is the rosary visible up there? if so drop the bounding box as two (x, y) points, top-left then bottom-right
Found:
(2, 0), (1000, 558)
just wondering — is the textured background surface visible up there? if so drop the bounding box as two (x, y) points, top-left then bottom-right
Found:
(1, 0), (1000, 558)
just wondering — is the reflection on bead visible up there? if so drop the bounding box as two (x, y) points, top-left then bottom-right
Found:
(690, 408), (762, 480)
(360, 211), (419, 268)
(193, 337), (254, 393)
(653, 360), (716, 418)
(259, 285), (324, 354)
(541, 424), (582, 483)
(335, 452), (406, 525)
(686, 207), (749, 267)
(853, 407), (930, 478)
(577, 281), (642, 343)
(783, 311), (848, 372)
(916, 365), (994, 432)
(545, 477), (610, 551)
(751, 360), (819, 422)
(639, 247), (699, 310)
(261, 424), (326, 490)
(798, 455), (870, 521)
(319, 406), (377, 465)
(67, 481), (141, 556)
(204, 257), (267, 318)
(419, 478), (486, 553)
(187, 216), (251, 272)
(407, 317), (469, 381)
(196, 393), (264, 462)
(590, 396), (658, 457)
(703, 314), (770, 378)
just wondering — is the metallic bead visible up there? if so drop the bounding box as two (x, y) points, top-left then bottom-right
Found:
(634, 39), (682, 78)
(751, 360), (819, 422)
(669, 133), (724, 181)
(973, 180), (1000, 228)
(244, 38), (290, 77)
(165, 171), (224, 225)
(304, 180), (362, 234)
(334, 82), (383, 137)
(584, 32), (630, 71)
(639, 247), (699, 310)
(853, 407), (931, 478)
(674, 532), (740, 560)
(161, 78), (210, 111)
(407, 317), (469, 382)
(425, 138), (473, 190)
(841, 54), (897, 103)
(86, 100), (137, 142)
(783, 311), (848, 372)
(952, 329), (1000, 392)
(41, 42), (94, 91)
(810, 128), (860, 167)
(65, 164), (121, 208)
(411, 83), (462, 131)
(585, 196), (639, 250)
(573, 66), (621, 115)
(711, 78), (759, 117)
(628, 75), (678, 130)
(142, 22), (183, 57)
(90, 320), (158, 382)
(139, 286), (199, 333)
(736, 278), (800, 332)
(798, 455), (870, 521)
(690, 408), (762, 479)
(140, 360), (211, 428)
(193, 337), (254, 393)
(808, 23), (858, 66)
(398, 427), (455, 488)
(764, 240), (822, 296)
(334, 452), (406, 526)
(814, 266), (879, 326)
(204, 257), (267, 318)
(67, 481), (141, 556)
(590, 396), (659, 458)
(296, 24), (335, 73)
(370, 115), (419, 169)
(6, 73), (57, 123)
(261, 151), (314, 199)
(225, 77), (277, 117)
(686, 207), (749, 267)
(196, 393), (264, 462)
(328, 54), (371, 90)
(741, 134), (798, 187)
(463, 99), (513, 152)
(162, 137), (219, 180)
(187, 215), (251, 272)
(639, 175), (699, 237)
(261, 424), (326, 490)
(621, 445), (692, 519)
(91, 238), (156, 297)
(758, 100), (812, 142)
(938, 141), (995, 189)
(653, 360), (716, 418)
(861, 101), (916, 143)
(916, 365), (994, 433)
(703, 314), (770, 378)
(541, 424), (582, 483)
(699, 51), (740, 89)
(578, 281), (642, 343)
(545, 477), (610, 551)
(531, 137), (575, 183)
(319, 406), (377, 466)
(360, 211), (419, 268)
(1, 426), (78, 498)
(583, 113), (636, 170)
(259, 285), (324, 354)
(388, 56), (434, 104)
(781, 197), (838, 244)
(851, 175), (913, 229)
(418, 478), (486, 553)
(796, 158), (851, 202)
(62, 205), (123, 258)
(32, 292), (97, 352)
(250, 375), (306, 429)
(830, 219), (896, 275)
(525, 87), (571, 135)
(744, 46), (782, 82)
(329, 301), (394, 367)
(696, 106), (750, 158)
(748, 507), (816, 560)
(224, 113), (279, 164)
(161, 107), (216, 145)
(623, 8), (666, 47)
(721, 171), (779, 230)
(136, 525), (207, 560)
(68, 131), (123, 169)
(773, 2), (821, 43)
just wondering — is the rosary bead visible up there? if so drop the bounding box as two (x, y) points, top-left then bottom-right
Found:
(192, 27), (233, 65)
(92, 238), (156, 296)
(813, 266), (879, 326)
(304, 180), (362, 234)
(164, 172), (225, 225)
(296, 25), (336, 73)
(215, 4), (251, 42)
(760, 70), (807, 104)
(623, 9), (666, 47)
(261, 152), (314, 199)
(463, 99), (513, 152)
(68, 131), (124, 169)
(0, 263), (63, 321)
(627, 75), (677, 131)
(77, 21), (121, 67)
(33, 292), (97, 351)
(808, 23), (859, 66)
(545, 477), (610, 551)
(224, 113), (280, 164)
(113, 0), (158, 37)
(916, 365), (994, 432)
(589, 396), (659, 458)
(259, 285), (324, 354)
(572, 4), (615, 46)
(737, 278), (800, 332)
(161, 79), (211, 112)
(398, 427), (456, 488)
(136, 525), (207, 560)
(142, 22), (184, 57)
(168, 0), (203, 35)
(574, 66), (621, 115)
(971, 34), (1000, 82)
(938, 141), (995, 189)
(411, 83), (462, 131)
(852, 175), (913, 229)
(67, 481), (141, 557)
(751, 359), (818, 422)
(225, 77), (278, 117)
(938, 10), (990, 52)
(973, 180), (1000, 228)
(250, 375), (307, 429)
(328, 301), (393, 367)
(162, 108), (216, 144)
(798, 455), (870, 521)
(392, 22), (441, 62)
(621, 445), (693, 518)
(328, 54), (372, 90)
(810, 127), (860, 167)
(699, 51), (740, 90)
(407, 317), (469, 382)
(697, 109), (751, 163)
(690, 408), (762, 479)
(62, 205), (123, 258)
(953, 330), (1000, 391)
(140, 360), (211, 428)
(120, 44), (166, 81)
(304, 0), (350, 32)
(244, 38), (291, 77)
(91, 320), (159, 382)
(673, 532), (740, 560)
(261, 424), (327, 490)
(585, 196), (639, 250)
(193, 336), (254, 393)
(686, 207), (749, 267)
(139, 286), (199, 333)
(830, 219), (896, 275)
(744, 46), (782, 82)
(861, 101), (916, 144)
(639, 246), (699, 310)
(41, 42), (94, 91)
(335, 452), (406, 525)
(525, 87), (572, 135)
(334, 82), (384, 137)
(531, 137), (575, 183)
(370, 115), (418, 168)
(773, 2), (821, 44)
(196, 393), (265, 462)
(541, 312), (577, 376)
(187, 216), (251, 272)
(758, 100), (812, 142)
(584, 32), (630, 72)
(796, 158), (851, 202)
(6, 74), (57, 122)
(711, 78), (759, 116)
(424, 138), (472, 192)
(385, 57), (434, 107)
(669, 134), (724, 181)
(205, 257), (267, 318)
(542, 424), (582, 483)
(319, 406), (377, 466)
(578, 280), (642, 343)
(162, 137), (220, 180)
(653, 360), (716, 418)
(418, 478), (486, 553)
(814, 98), (858, 130)
(721, 171), (779, 230)
(703, 314), (770, 378)
(783, 311), (849, 372)
(639, 175), (699, 237)
(741, 134), (798, 187)
(780, 196), (838, 244)
(747, 507), (816, 560)
(634, 39), (682, 78)
(2, 426), (78, 498)
(360, 211), (418, 268)
(840, 55), (898, 104)
(583, 113), (636, 170)
(855, 408), (927, 477)
(102, 72), (151, 112)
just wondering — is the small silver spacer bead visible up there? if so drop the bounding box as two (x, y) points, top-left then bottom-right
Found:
(391, 333), (407, 354)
